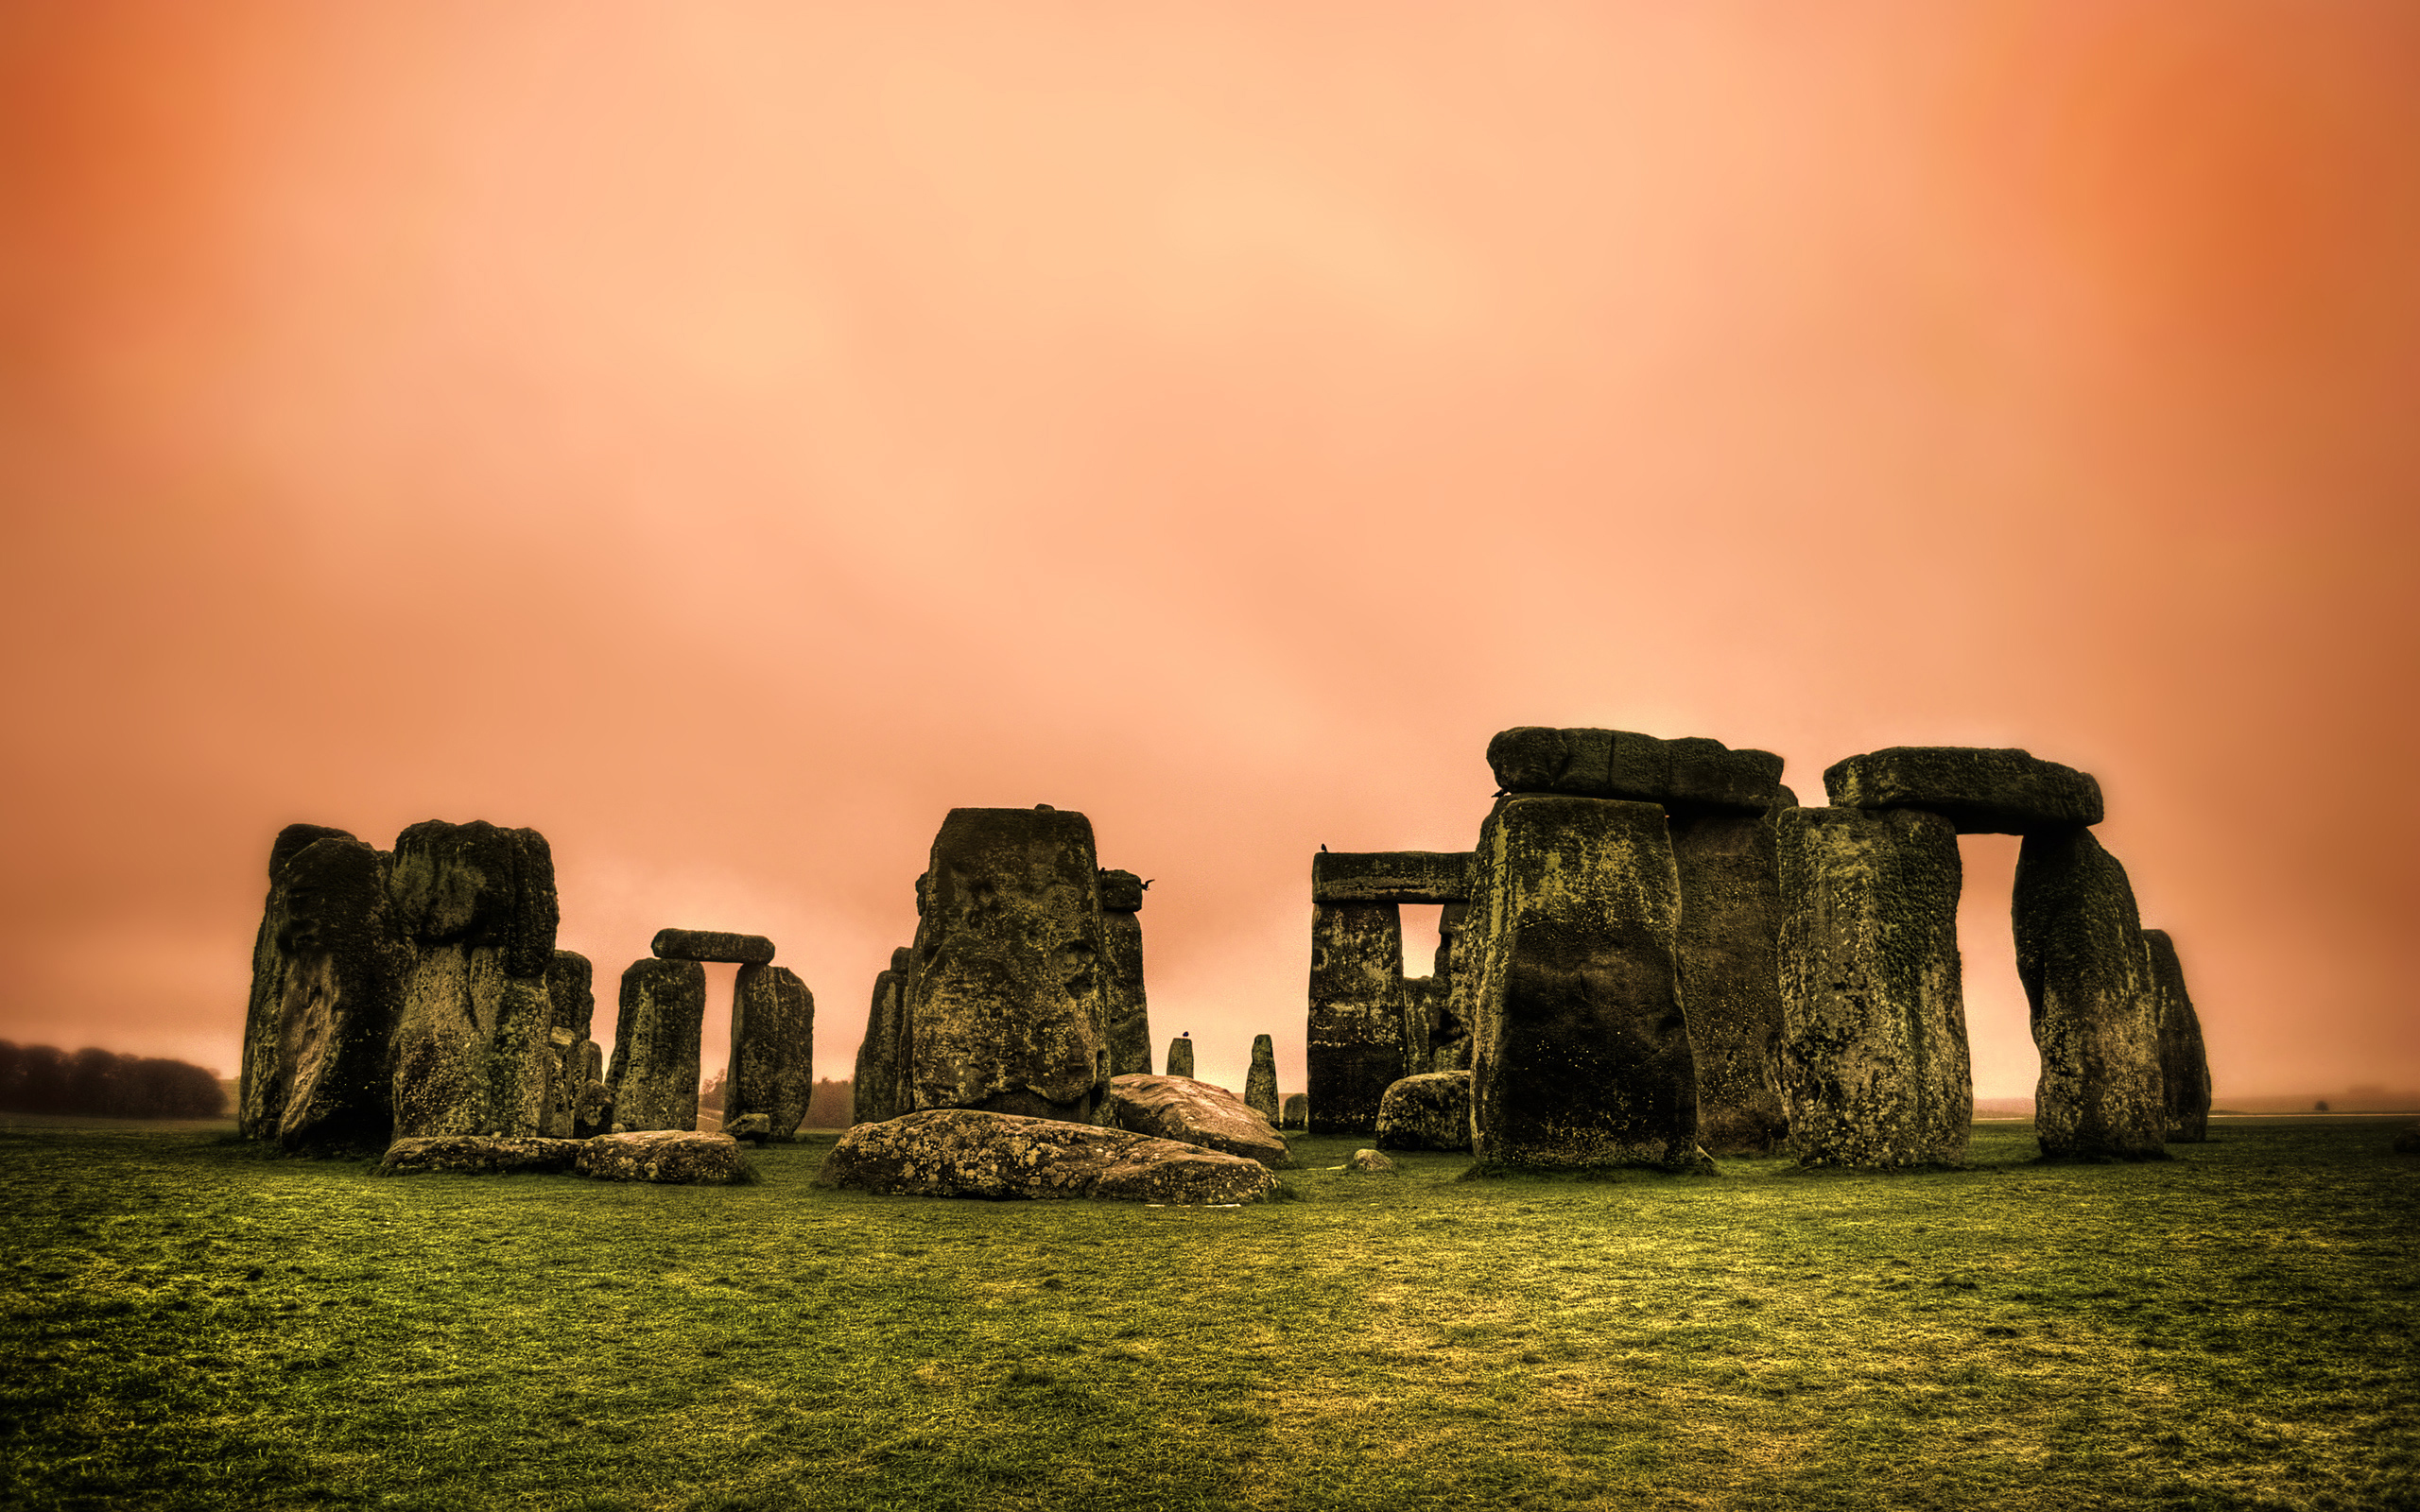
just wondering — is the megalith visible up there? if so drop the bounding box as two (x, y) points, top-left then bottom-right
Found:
(1099, 869), (1153, 1076)
(1280, 1092), (1308, 1129)
(1774, 807), (1971, 1167)
(541, 950), (598, 1139)
(853, 946), (913, 1125)
(1465, 795), (1703, 1170)
(386, 820), (559, 1139)
(1244, 1033), (1280, 1123)
(1823, 747), (2101, 834)
(1376, 1070), (1473, 1152)
(907, 807), (1110, 1123)
(1167, 1035), (1196, 1079)
(1305, 901), (1406, 1134)
(1669, 796), (1793, 1155)
(2142, 928), (2211, 1143)
(608, 957), (707, 1132)
(727, 963), (814, 1138)
(1426, 902), (1474, 1073)
(239, 830), (412, 1150)
(2014, 826), (2166, 1160)
(1486, 728), (1785, 815)
(652, 928), (776, 965)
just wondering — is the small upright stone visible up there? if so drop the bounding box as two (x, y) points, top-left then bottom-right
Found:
(1344, 1148), (1398, 1175)
(1167, 1035), (1196, 1079)
(1280, 1092), (1309, 1130)
(1244, 1034), (1280, 1123)
(2014, 827), (2166, 1160)
(853, 947), (913, 1125)
(2142, 929), (2211, 1143)
(541, 951), (596, 1138)
(651, 929), (777, 965)
(1824, 747), (2102, 834)
(727, 963), (814, 1138)
(608, 957), (707, 1132)
(1099, 869), (1153, 1076)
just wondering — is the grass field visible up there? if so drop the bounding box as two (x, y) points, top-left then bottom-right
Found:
(2, 1117), (2413, 1511)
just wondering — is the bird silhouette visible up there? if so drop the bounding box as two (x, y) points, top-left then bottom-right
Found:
(1142, 878), (1154, 889)
(1320, 843), (1328, 851)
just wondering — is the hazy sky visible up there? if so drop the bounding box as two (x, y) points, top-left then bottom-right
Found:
(6, 2), (2415, 1100)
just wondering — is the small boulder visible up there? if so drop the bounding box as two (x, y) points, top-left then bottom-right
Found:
(723, 1112), (772, 1143)
(1376, 1071), (1472, 1151)
(378, 1135), (587, 1176)
(1281, 1092), (1309, 1130)
(576, 1130), (747, 1185)
(1167, 1036), (1196, 1079)
(1345, 1148), (1398, 1175)
(1101, 1074), (1291, 1169)
(2394, 1122), (2420, 1155)
(817, 1109), (1277, 1204)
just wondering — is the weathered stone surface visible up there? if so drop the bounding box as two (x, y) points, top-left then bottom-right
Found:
(816, 1108), (1279, 1203)
(2015, 827), (2166, 1160)
(1100, 876), (1153, 1077)
(1344, 1148), (1398, 1175)
(727, 963), (814, 1138)
(1824, 747), (2102, 834)
(908, 808), (1110, 1123)
(1467, 795), (1704, 1169)
(606, 958), (707, 1133)
(854, 948), (913, 1124)
(576, 1129), (747, 1184)
(387, 819), (559, 979)
(541, 951), (595, 1138)
(651, 928), (776, 965)
(723, 1112), (771, 1143)
(1425, 902), (1474, 1073)
(1671, 800), (1793, 1154)
(1101, 1074), (1291, 1169)
(1281, 1092), (1309, 1130)
(1775, 807), (1970, 1167)
(1167, 1036), (1196, 1079)
(1377, 1071), (1472, 1151)
(377, 1135), (585, 1176)
(241, 832), (412, 1151)
(1244, 1034), (1280, 1124)
(2142, 929), (2211, 1143)
(572, 1058), (613, 1140)
(1307, 902), (1407, 1134)
(390, 943), (557, 1139)
(1486, 729), (1786, 816)
(1311, 851), (1473, 905)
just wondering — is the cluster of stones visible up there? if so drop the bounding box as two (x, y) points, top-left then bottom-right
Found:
(236, 819), (813, 1181)
(1310, 729), (2213, 1170)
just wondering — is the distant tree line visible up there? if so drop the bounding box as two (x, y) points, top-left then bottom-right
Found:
(0, 1042), (227, 1119)
(698, 1072), (854, 1128)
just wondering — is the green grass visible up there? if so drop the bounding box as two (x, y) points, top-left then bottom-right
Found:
(2, 1119), (2413, 1511)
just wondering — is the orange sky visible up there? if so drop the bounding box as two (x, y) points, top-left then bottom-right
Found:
(5, 2), (2416, 1100)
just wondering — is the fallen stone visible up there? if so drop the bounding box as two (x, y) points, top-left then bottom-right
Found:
(651, 928), (776, 965)
(577, 1129), (747, 1184)
(854, 948), (913, 1124)
(1244, 1034), (1280, 1124)
(2141, 929), (2211, 1143)
(378, 1135), (586, 1176)
(1101, 1074), (1290, 1169)
(1167, 1036), (1196, 1080)
(1280, 1092), (1309, 1130)
(1307, 902), (1407, 1134)
(1485, 729), (1786, 816)
(1376, 1071), (1472, 1151)
(1344, 1148), (1397, 1175)
(1311, 851), (1473, 905)
(907, 808), (1110, 1122)
(1671, 800), (1792, 1155)
(723, 1112), (771, 1143)
(1823, 747), (2102, 834)
(606, 957), (707, 1132)
(1466, 795), (1705, 1170)
(726, 963), (814, 1137)
(816, 1109), (1278, 1203)
(1100, 872), (1153, 1077)
(2015, 826), (2166, 1160)
(1775, 807), (1971, 1168)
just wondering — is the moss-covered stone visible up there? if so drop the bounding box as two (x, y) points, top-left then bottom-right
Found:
(1098, 868), (1147, 913)
(238, 824), (364, 1142)
(577, 1129), (745, 1185)
(1824, 747), (2102, 834)
(1244, 1034), (1280, 1124)
(1467, 795), (1703, 1170)
(853, 948), (912, 1125)
(1775, 807), (1970, 1168)
(907, 808), (1109, 1123)
(540, 951), (594, 1138)
(1485, 729), (1785, 816)
(650, 928), (776, 965)
(1376, 1071), (1472, 1151)
(816, 1109), (1278, 1203)
(377, 1135), (585, 1176)
(244, 833), (411, 1151)
(2015, 827), (2166, 1160)
(1166, 1036), (1196, 1079)
(1344, 1148), (1398, 1175)
(606, 957), (706, 1133)
(390, 945), (555, 1139)
(727, 963), (814, 1137)
(1100, 875), (1153, 1077)
(1672, 799), (1792, 1155)
(1101, 1073), (1290, 1169)
(1309, 851), (1473, 904)
(386, 820), (558, 980)
(2142, 929), (2211, 1143)
(1306, 902), (1407, 1134)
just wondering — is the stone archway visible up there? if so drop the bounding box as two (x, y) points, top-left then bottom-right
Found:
(608, 928), (814, 1138)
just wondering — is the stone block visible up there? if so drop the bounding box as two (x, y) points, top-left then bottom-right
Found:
(727, 963), (814, 1138)
(651, 928), (776, 965)
(1280, 1092), (1309, 1130)
(816, 1109), (1278, 1203)
(1306, 902), (1407, 1134)
(2015, 827), (2166, 1160)
(378, 1135), (586, 1176)
(386, 819), (558, 979)
(1310, 850), (1473, 904)
(1823, 747), (2103, 834)
(606, 957), (707, 1133)
(1101, 1074), (1290, 1169)
(577, 1130), (746, 1184)
(853, 949), (912, 1125)
(1102, 908), (1153, 1077)
(1485, 728), (1785, 816)
(2142, 929), (2211, 1143)
(1166, 1036), (1196, 1079)
(389, 944), (554, 1141)
(1098, 868), (1146, 913)
(1376, 1071), (1472, 1151)
(1671, 801), (1792, 1154)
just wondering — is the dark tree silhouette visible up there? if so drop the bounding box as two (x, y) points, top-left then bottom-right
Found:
(0, 1042), (225, 1118)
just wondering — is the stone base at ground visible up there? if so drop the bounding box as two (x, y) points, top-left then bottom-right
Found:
(576, 1130), (747, 1184)
(1100, 1074), (1291, 1168)
(1376, 1071), (1472, 1151)
(1280, 1092), (1308, 1130)
(816, 1109), (1278, 1203)
(377, 1136), (587, 1176)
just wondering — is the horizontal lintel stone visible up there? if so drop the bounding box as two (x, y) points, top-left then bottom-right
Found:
(1311, 850), (1474, 904)
(1823, 747), (2102, 833)
(650, 928), (776, 965)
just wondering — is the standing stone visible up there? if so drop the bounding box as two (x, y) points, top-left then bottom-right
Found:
(1167, 1035), (1196, 1080)
(239, 823), (360, 1142)
(1244, 1034), (1280, 1124)
(572, 1042), (613, 1138)
(541, 951), (596, 1138)
(246, 833), (412, 1150)
(2014, 827), (2166, 1160)
(1426, 902), (1474, 1072)
(1280, 1092), (1308, 1129)
(727, 963), (814, 1138)
(853, 947), (912, 1125)
(907, 807), (1110, 1123)
(1306, 902), (1406, 1134)
(386, 821), (559, 1139)
(607, 957), (707, 1132)
(2142, 929), (2211, 1143)
(1775, 807), (1971, 1167)
(1466, 795), (1703, 1170)
(1099, 869), (1153, 1076)
(1670, 797), (1792, 1155)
